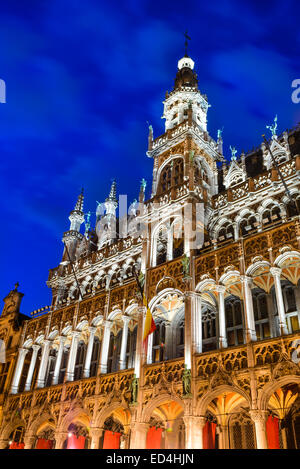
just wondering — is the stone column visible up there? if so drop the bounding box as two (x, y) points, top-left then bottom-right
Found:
(25, 345), (40, 391)
(65, 331), (80, 382)
(146, 332), (153, 364)
(184, 292), (193, 370)
(52, 336), (66, 385)
(54, 432), (68, 449)
(164, 321), (172, 360)
(183, 416), (206, 449)
(241, 276), (257, 342)
(270, 267), (288, 335)
(233, 222), (239, 241)
(99, 320), (112, 374)
(129, 422), (148, 449)
(166, 229), (173, 261)
(83, 327), (96, 378)
(250, 410), (268, 449)
(36, 340), (51, 388)
(119, 316), (130, 370)
(192, 293), (202, 354)
(90, 427), (103, 449)
(24, 434), (36, 449)
(0, 438), (9, 449)
(11, 347), (29, 394)
(217, 285), (227, 348)
(134, 306), (146, 379)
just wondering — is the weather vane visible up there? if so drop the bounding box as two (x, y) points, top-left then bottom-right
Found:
(184, 31), (191, 56)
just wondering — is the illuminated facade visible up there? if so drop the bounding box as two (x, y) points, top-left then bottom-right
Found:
(1, 53), (300, 450)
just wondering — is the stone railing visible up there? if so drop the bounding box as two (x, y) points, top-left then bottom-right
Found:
(143, 358), (184, 387)
(212, 157), (298, 209)
(195, 331), (300, 378)
(48, 236), (142, 282)
(194, 218), (299, 281)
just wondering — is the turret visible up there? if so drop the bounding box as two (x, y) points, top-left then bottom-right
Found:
(1, 283), (24, 318)
(61, 189), (85, 263)
(96, 181), (118, 248)
(162, 54), (210, 132)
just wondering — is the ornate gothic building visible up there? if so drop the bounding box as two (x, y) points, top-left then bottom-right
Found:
(1, 52), (300, 450)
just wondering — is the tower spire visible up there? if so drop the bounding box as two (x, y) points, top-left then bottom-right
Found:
(74, 187), (84, 212)
(106, 179), (117, 203)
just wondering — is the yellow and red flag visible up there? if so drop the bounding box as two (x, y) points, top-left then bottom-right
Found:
(142, 293), (156, 343)
(133, 269), (156, 350)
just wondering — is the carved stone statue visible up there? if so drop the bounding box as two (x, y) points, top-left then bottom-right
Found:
(182, 364), (192, 396)
(266, 114), (278, 136)
(182, 254), (190, 278)
(229, 145), (237, 161)
(217, 128), (223, 139)
(130, 374), (139, 403)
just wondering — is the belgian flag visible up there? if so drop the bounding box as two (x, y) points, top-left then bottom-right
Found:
(133, 269), (156, 349)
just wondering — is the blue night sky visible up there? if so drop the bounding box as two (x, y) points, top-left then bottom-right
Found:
(0, 0), (300, 315)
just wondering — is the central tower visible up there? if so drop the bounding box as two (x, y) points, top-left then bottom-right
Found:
(143, 52), (223, 270)
(162, 55), (209, 132)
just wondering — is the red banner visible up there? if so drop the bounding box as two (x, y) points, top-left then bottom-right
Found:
(102, 430), (121, 449)
(9, 442), (25, 449)
(36, 438), (53, 449)
(203, 422), (216, 449)
(266, 415), (280, 449)
(146, 427), (162, 449)
(66, 434), (86, 449)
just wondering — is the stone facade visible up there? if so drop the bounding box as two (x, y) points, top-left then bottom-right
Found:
(1, 53), (300, 449)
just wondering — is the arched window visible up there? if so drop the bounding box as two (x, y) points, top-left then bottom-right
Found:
(152, 319), (166, 363)
(45, 349), (57, 387)
(126, 326), (137, 369)
(252, 290), (271, 340)
(176, 317), (185, 358)
(239, 214), (258, 238)
(157, 158), (184, 195)
(74, 341), (87, 381)
(262, 204), (281, 227)
(229, 412), (256, 449)
(287, 194), (300, 218)
(225, 297), (244, 346)
(217, 222), (234, 244)
(202, 307), (217, 352)
(107, 331), (122, 373)
(18, 359), (30, 393)
(282, 284), (299, 333)
(156, 226), (168, 266)
(90, 337), (101, 377)
(8, 426), (25, 449)
(58, 347), (69, 384)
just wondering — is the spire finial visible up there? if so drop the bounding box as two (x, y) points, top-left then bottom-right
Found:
(14, 282), (19, 291)
(106, 179), (117, 203)
(74, 187), (84, 212)
(266, 114), (278, 136)
(184, 31), (191, 57)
